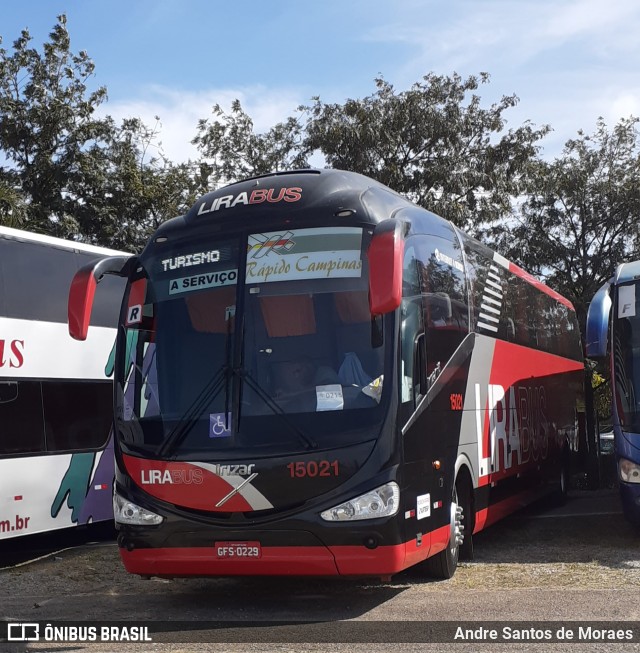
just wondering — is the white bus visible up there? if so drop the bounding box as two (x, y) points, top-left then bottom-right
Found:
(0, 226), (126, 540)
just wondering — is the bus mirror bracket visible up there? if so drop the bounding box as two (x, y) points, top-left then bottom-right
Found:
(68, 255), (134, 341)
(585, 280), (612, 359)
(368, 219), (405, 316)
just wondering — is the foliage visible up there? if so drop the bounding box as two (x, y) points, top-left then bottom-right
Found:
(0, 15), (109, 237)
(1, 14), (639, 339)
(302, 73), (550, 233)
(0, 15), (196, 250)
(497, 117), (640, 327)
(192, 100), (310, 187)
(0, 177), (26, 227)
(68, 116), (201, 251)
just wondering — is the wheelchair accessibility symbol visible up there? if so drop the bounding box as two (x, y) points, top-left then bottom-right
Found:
(210, 413), (232, 438)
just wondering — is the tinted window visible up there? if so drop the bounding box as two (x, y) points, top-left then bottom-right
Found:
(42, 381), (113, 451)
(0, 239), (124, 325)
(400, 243), (424, 405)
(613, 281), (640, 432)
(462, 241), (494, 335)
(415, 236), (469, 371)
(1, 240), (79, 322)
(0, 379), (112, 455)
(0, 381), (46, 454)
(464, 240), (582, 360)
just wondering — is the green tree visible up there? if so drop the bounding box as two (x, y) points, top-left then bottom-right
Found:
(0, 16), (201, 251)
(193, 100), (309, 187)
(0, 177), (26, 227)
(303, 73), (550, 233)
(0, 15), (110, 237)
(500, 117), (640, 328)
(69, 116), (201, 251)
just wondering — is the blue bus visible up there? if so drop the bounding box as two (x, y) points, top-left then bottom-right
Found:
(587, 261), (640, 526)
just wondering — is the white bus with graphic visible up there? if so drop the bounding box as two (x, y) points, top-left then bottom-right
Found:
(0, 226), (125, 540)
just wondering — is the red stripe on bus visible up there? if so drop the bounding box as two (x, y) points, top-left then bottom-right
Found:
(507, 261), (575, 310)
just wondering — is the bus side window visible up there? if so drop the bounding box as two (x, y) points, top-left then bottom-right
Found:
(2, 241), (79, 322)
(400, 244), (424, 405)
(414, 236), (468, 375)
(0, 381), (46, 454)
(43, 381), (113, 451)
(414, 333), (427, 400)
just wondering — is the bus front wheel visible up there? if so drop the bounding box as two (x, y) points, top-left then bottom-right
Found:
(421, 481), (465, 580)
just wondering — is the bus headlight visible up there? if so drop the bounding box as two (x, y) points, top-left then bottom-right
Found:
(320, 482), (400, 521)
(619, 459), (640, 484)
(113, 491), (164, 525)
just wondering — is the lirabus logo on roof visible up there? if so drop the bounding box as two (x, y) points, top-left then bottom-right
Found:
(197, 187), (302, 216)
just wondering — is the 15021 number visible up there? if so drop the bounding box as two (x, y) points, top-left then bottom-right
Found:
(287, 460), (340, 478)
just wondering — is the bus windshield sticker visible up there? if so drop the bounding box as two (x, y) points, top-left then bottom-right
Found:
(316, 384), (344, 412)
(362, 375), (384, 404)
(416, 493), (431, 520)
(126, 304), (142, 325)
(210, 413), (232, 438)
(169, 269), (238, 295)
(618, 285), (636, 318)
(246, 227), (363, 284)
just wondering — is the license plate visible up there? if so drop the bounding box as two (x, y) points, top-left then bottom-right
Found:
(215, 541), (261, 558)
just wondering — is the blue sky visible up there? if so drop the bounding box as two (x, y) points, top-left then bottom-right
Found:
(2, 0), (639, 163)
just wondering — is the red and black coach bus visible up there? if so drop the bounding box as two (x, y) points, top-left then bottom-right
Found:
(69, 169), (585, 580)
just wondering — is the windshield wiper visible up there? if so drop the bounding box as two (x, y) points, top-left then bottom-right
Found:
(235, 368), (318, 450)
(158, 305), (237, 459)
(156, 365), (229, 459)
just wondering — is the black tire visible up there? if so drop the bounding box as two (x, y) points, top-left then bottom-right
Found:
(552, 449), (570, 506)
(421, 480), (465, 579)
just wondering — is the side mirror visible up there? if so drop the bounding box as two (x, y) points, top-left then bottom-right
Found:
(585, 281), (612, 359)
(69, 255), (133, 341)
(367, 220), (404, 316)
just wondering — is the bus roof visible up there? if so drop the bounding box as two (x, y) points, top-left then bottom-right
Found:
(0, 226), (126, 257)
(615, 260), (640, 285)
(183, 168), (412, 225)
(163, 168), (574, 311)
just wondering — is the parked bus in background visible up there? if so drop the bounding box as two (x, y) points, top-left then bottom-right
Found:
(0, 226), (125, 540)
(69, 169), (587, 580)
(587, 261), (640, 526)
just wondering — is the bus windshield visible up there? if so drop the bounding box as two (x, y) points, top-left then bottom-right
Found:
(116, 226), (388, 459)
(614, 280), (640, 432)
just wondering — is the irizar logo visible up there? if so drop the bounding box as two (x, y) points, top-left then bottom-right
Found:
(212, 463), (256, 476)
